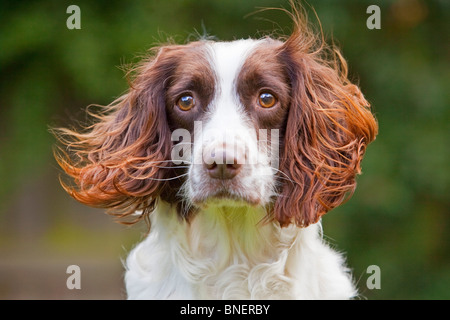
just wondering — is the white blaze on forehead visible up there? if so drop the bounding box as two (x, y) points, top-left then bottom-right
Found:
(210, 39), (260, 97)
(206, 39), (261, 119)
(197, 40), (262, 165)
(191, 38), (279, 174)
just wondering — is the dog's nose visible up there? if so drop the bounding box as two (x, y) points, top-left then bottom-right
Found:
(204, 149), (242, 180)
(205, 161), (242, 180)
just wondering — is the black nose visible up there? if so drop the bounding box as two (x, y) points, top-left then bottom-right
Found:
(204, 150), (242, 180)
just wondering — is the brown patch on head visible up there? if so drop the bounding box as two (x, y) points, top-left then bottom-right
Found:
(165, 43), (216, 133)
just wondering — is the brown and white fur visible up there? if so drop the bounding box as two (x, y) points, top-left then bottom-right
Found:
(54, 8), (378, 299)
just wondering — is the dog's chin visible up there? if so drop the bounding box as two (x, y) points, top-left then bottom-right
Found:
(191, 189), (262, 209)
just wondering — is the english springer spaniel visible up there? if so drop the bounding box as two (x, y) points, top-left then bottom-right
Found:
(54, 5), (378, 299)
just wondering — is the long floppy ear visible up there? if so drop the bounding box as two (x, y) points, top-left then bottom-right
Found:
(274, 11), (378, 227)
(53, 46), (179, 224)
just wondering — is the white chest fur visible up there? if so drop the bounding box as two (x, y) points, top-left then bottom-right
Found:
(125, 202), (356, 299)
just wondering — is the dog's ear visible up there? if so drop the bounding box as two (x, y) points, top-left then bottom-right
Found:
(53, 46), (182, 224)
(274, 12), (378, 227)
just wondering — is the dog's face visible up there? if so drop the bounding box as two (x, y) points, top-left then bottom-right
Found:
(55, 22), (378, 227)
(166, 39), (288, 210)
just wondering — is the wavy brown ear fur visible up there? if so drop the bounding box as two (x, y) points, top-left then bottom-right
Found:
(53, 46), (181, 225)
(274, 5), (378, 227)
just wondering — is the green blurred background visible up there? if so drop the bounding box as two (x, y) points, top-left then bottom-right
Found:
(0, 0), (448, 299)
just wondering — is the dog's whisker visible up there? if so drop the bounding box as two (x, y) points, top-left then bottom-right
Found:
(271, 168), (296, 184)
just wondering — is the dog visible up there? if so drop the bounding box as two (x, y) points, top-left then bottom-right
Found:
(54, 4), (378, 299)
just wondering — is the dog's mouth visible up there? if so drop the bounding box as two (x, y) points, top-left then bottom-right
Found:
(187, 162), (273, 209)
(191, 187), (261, 208)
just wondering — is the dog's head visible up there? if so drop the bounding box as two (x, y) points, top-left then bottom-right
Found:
(54, 8), (377, 227)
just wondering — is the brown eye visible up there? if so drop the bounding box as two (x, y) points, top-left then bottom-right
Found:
(258, 92), (276, 108)
(177, 94), (195, 111)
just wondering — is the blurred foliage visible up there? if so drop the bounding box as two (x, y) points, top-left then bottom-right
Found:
(0, 0), (449, 299)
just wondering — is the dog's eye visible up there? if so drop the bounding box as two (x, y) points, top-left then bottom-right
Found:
(258, 92), (277, 108)
(177, 95), (195, 111)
